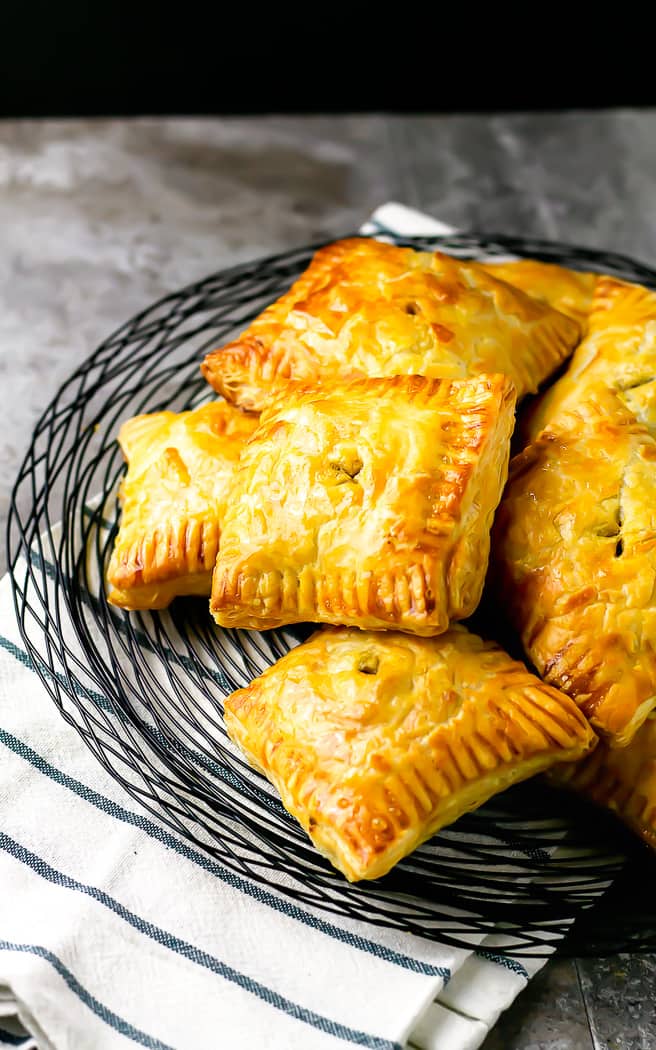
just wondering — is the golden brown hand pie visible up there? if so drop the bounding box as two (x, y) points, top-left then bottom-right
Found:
(491, 387), (656, 747)
(550, 715), (656, 851)
(523, 275), (656, 441)
(107, 401), (258, 609)
(224, 625), (598, 881)
(481, 258), (596, 330)
(201, 238), (581, 411)
(210, 374), (516, 635)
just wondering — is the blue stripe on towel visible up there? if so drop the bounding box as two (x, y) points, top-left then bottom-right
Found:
(0, 630), (111, 712)
(2, 624), (531, 984)
(473, 950), (529, 980)
(0, 636), (34, 671)
(0, 941), (173, 1049)
(30, 549), (230, 692)
(0, 835), (402, 1050)
(0, 638), (451, 982)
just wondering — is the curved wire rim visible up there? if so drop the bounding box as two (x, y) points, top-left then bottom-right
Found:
(7, 230), (656, 958)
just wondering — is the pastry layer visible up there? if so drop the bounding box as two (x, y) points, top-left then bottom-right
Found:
(524, 275), (656, 441)
(224, 625), (598, 881)
(481, 258), (596, 330)
(210, 374), (516, 635)
(492, 388), (656, 746)
(107, 401), (258, 609)
(201, 238), (581, 410)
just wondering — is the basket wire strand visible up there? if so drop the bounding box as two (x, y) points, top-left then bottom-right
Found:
(7, 233), (656, 957)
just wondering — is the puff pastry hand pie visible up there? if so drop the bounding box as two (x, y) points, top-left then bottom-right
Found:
(210, 374), (516, 635)
(481, 259), (596, 331)
(224, 626), (597, 881)
(201, 238), (581, 411)
(107, 401), (258, 609)
(492, 388), (656, 747)
(524, 275), (656, 441)
(550, 715), (656, 852)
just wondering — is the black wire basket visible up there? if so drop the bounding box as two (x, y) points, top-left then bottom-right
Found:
(8, 232), (656, 959)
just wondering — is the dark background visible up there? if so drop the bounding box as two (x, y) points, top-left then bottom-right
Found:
(3, 7), (655, 118)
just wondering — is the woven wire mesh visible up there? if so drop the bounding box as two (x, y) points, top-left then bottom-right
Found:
(7, 232), (656, 958)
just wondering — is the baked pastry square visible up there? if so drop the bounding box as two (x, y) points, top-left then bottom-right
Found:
(224, 626), (598, 881)
(107, 401), (258, 609)
(481, 258), (596, 330)
(550, 715), (656, 852)
(523, 275), (656, 441)
(201, 237), (581, 411)
(492, 387), (656, 747)
(210, 374), (516, 635)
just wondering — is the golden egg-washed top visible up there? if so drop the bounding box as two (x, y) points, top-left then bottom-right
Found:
(481, 258), (597, 331)
(550, 714), (656, 852)
(210, 374), (516, 636)
(523, 275), (656, 442)
(107, 401), (258, 609)
(492, 387), (656, 747)
(224, 625), (597, 881)
(201, 238), (581, 411)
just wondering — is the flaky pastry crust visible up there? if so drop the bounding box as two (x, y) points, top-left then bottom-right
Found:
(524, 275), (656, 441)
(224, 626), (597, 881)
(550, 715), (656, 851)
(210, 374), (516, 635)
(107, 401), (258, 609)
(201, 238), (581, 410)
(481, 258), (596, 330)
(492, 388), (656, 746)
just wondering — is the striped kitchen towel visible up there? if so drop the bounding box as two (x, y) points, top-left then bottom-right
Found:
(0, 204), (574, 1050)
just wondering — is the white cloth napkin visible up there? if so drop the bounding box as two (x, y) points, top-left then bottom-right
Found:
(0, 204), (557, 1050)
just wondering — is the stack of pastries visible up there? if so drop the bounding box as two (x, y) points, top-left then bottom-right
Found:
(107, 237), (656, 881)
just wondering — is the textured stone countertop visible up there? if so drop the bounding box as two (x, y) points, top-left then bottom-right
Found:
(1, 113), (655, 1049)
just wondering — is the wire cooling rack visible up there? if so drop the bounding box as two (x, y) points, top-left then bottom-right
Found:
(7, 232), (656, 958)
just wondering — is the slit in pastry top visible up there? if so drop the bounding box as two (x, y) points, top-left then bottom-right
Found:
(492, 387), (656, 747)
(201, 238), (582, 411)
(210, 373), (516, 636)
(224, 625), (597, 881)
